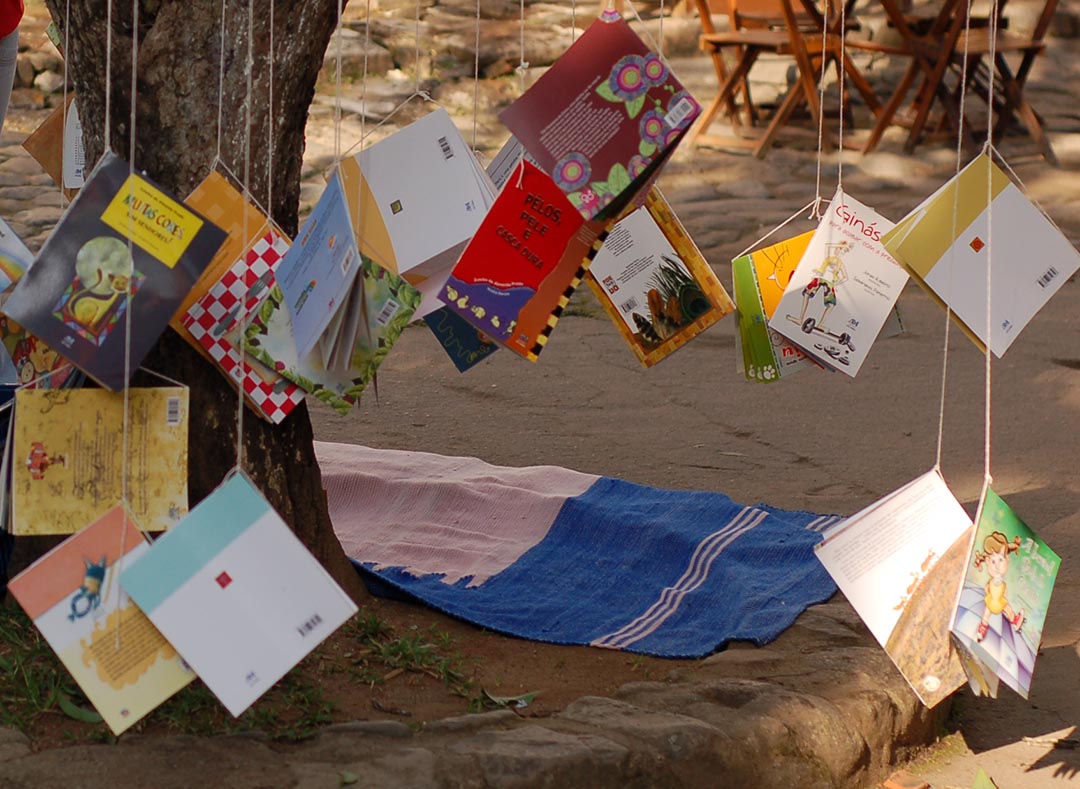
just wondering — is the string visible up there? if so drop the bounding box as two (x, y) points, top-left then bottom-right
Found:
(514, 0), (528, 185)
(571, 0), (576, 44)
(734, 199), (818, 259)
(625, 3), (673, 68)
(361, 0), (373, 145)
(836, 0), (846, 192)
(659, 0), (664, 56)
(235, 0), (255, 472)
(334, 0), (343, 169)
(115, 0), (141, 651)
(214, 0), (227, 163)
(335, 91), (438, 164)
(933, 0), (975, 473)
(811, 5), (830, 218)
(60, 0), (70, 205)
(103, 0), (113, 146)
(472, 0), (481, 152)
(979, 0), (1002, 500)
(414, 0), (423, 94)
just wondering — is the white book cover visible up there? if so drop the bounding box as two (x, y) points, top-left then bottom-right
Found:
(769, 188), (908, 377)
(338, 108), (494, 310)
(120, 474), (358, 717)
(882, 153), (1080, 357)
(815, 470), (973, 706)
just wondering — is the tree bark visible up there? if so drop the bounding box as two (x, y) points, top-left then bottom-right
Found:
(20, 0), (368, 601)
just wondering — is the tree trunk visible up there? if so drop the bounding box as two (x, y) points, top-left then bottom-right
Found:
(17, 0), (368, 601)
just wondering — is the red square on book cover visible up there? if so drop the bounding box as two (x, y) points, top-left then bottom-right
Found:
(216, 572), (232, 589)
(970, 237), (985, 253)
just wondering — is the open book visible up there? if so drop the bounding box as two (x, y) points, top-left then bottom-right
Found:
(814, 470), (972, 707)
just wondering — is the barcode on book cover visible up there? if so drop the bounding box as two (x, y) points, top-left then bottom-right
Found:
(619, 296), (639, 313)
(664, 98), (695, 129)
(1037, 266), (1059, 289)
(296, 613), (323, 637)
(166, 397), (182, 425)
(437, 136), (454, 160)
(376, 299), (401, 327)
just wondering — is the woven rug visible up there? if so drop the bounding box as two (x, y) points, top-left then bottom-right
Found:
(316, 441), (840, 659)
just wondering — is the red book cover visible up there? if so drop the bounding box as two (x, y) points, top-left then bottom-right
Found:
(441, 161), (605, 361)
(499, 12), (700, 222)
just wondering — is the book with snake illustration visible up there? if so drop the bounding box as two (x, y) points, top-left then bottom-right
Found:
(587, 187), (733, 367)
(6, 505), (195, 734)
(1, 151), (226, 390)
(950, 488), (1060, 698)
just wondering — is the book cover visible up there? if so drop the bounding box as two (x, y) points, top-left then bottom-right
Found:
(881, 153), (1080, 357)
(499, 12), (700, 221)
(120, 474), (359, 718)
(2, 152), (226, 391)
(440, 161), (606, 361)
(950, 489), (1060, 698)
(423, 306), (499, 373)
(732, 247), (815, 384)
(336, 108), (494, 319)
(769, 189), (909, 377)
(273, 171), (361, 360)
(11, 387), (188, 535)
(21, 93), (80, 201)
(182, 228), (305, 424)
(814, 470), (972, 707)
(587, 188), (733, 367)
(174, 170), (275, 357)
(0, 310), (82, 390)
(244, 255), (418, 412)
(0, 216), (33, 293)
(6, 504), (195, 734)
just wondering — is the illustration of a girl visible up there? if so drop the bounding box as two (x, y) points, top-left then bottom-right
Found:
(974, 531), (1025, 641)
(798, 241), (849, 331)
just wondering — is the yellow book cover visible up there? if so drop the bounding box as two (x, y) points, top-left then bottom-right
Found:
(586, 188), (734, 367)
(7, 505), (195, 735)
(12, 387), (188, 535)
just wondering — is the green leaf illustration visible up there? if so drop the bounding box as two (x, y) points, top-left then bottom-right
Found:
(638, 140), (657, 158)
(596, 80), (619, 103)
(626, 94), (646, 119)
(607, 163), (631, 195)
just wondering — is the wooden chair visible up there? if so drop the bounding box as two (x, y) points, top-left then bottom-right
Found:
(687, 0), (883, 157)
(950, 0), (1060, 164)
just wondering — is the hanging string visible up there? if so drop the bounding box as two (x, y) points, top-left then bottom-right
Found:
(835, 0), (847, 192)
(214, 0), (228, 164)
(60, 0), (70, 207)
(333, 0), (343, 169)
(360, 0), (373, 146)
(734, 199), (818, 259)
(933, 0), (976, 473)
(625, 3), (672, 68)
(514, 0), (528, 186)
(414, 0), (423, 95)
(267, 0), (275, 218)
(233, 0), (256, 473)
(103, 0), (114, 146)
(571, 0), (577, 44)
(472, 0), (481, 153)
(810, 6), (831, 218)
(115, 0), (141, 650)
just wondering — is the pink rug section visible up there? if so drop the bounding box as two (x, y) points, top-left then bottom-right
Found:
(314, 441), (599, 586)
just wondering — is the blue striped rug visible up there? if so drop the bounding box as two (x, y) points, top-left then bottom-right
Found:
(319, 443), (840, 658)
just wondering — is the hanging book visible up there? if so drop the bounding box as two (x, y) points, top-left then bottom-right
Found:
(423, 307), (500, 373)
(121, 474), (358, 718)
(0, 312), (82, 390)
(244, 254), (418, 413)
(499, 12), (700, 221)
(6, 505), (195, 735)
(1, 152), (226, 391)
(950, 489), (1059, 698)
(22, 93), (80, 201)
(731, 232), (816, 383)
(814, 470), (972, 707)
(337, 107), (495, 319)
(440, 161), (606, 361)
(586, 188), (732, 366)
(182, 228), (305, 424)
(11, 387), (189, 535)
(768, 189), (908, 377)
(881, 153), (1080, 357)
(176, 170), (276, 361)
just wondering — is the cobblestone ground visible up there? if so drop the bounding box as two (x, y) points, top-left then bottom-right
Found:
(1, 9), (1078, 787)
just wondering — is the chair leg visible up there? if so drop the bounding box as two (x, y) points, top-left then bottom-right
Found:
(753, 81), (810, 158)
(863, 61), (917, 154)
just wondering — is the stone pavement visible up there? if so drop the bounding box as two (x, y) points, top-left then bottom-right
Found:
(1, 6), (1079, 786)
